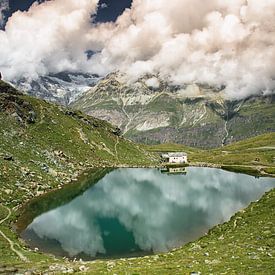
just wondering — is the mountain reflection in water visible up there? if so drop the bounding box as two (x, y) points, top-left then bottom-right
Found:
(22, 168), (274, 259)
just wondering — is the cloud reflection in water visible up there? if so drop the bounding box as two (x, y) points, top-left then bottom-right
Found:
(24, 168), (274, 258)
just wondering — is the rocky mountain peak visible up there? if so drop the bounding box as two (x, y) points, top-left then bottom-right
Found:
(71, 72), (275, 149)
(11, 71), (101, 106)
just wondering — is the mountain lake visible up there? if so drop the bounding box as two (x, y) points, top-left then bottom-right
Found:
(19, 167), (275, 260)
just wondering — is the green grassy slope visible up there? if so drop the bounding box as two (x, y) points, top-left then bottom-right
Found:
(221, 132), (275, 151)
(228, 99), (275, 142)
(191, 133), (275, 169)
(144, 143), (204, 154)
(0, 80), (158, 271)
(0, 81), (274, 274)
(0, 80), (158, 203)
(146, 133), (275, 176)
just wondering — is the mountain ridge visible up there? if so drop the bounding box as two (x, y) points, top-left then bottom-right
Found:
(11, 71), (101, 105)
(71, 72), (275, 148)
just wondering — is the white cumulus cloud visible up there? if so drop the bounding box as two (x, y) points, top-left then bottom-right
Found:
(0, 0), (100, 80)
(0, 0), (275, 99)
(145, 77), (160, 89)
(91, 0), (275, 99)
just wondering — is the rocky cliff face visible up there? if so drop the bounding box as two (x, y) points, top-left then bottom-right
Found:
(12, 72), (100, 105)
(71, 72), (275, 148)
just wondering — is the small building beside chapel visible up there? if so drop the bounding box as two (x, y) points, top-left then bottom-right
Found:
(161, 152), (188, 164)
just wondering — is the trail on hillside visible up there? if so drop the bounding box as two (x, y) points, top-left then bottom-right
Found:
(78, 128), (115, 157)
(39, 105), (46, 123)
(0, 205), (29, 262)
(77, 128), (89, 144)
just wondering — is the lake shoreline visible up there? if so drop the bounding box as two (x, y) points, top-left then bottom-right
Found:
(18, 167), (274, 262)
(13, 162), (275, 233)
(1, 162), (274, 274)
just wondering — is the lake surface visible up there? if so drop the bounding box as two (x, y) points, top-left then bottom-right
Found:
(21, 168), (274, 260)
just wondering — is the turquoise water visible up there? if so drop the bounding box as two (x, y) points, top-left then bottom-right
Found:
(21, 167), (274, 260)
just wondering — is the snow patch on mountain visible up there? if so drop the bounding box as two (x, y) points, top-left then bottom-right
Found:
(12, 72), (101, 105)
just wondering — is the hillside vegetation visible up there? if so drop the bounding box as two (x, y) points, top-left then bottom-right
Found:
(0, 80), (158, 206)
(146, 133), (275, 177)
(0, 80), (159, 272)
(0, 80), (274, 274)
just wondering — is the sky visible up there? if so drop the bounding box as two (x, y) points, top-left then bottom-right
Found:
(4, 0), (132, 23)
(0, 0), (275, 99)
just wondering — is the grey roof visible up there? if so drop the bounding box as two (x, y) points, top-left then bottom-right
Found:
(161, 152), (187, 158)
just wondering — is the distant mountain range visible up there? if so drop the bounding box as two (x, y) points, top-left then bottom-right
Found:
(13, 71), (275, 148)
(12, 72), (101, 105)
(71, 72), (275, 148)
